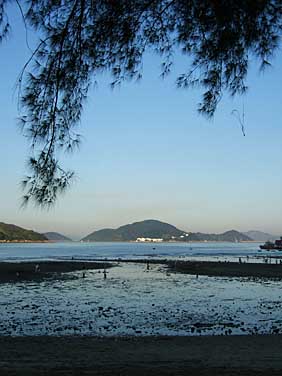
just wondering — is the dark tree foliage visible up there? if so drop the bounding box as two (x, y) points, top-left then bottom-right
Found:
(0, 0), (282, 206)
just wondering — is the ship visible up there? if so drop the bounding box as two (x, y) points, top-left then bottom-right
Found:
(260, 237), (282, 251)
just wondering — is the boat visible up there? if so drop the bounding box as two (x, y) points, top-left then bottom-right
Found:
(260, 237), (282, 251)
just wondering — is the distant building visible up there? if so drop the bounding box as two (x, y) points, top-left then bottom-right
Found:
(136, 237), (163, 242)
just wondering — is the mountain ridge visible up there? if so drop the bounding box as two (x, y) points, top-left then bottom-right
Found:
(81, 220), (252, 242)
(82, 219), (184, 242)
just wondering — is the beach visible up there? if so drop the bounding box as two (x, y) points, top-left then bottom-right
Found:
(169, 259), (282, 278)
(0, 258), (282, 337)
(1, 243), (282, 374)
(1, 259), (282, 283)
(1, 335), (282, 375)
(0, 261), (113, 283)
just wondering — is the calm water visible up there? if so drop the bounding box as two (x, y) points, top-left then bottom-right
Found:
(0, 241), (269, 261)
(0, 242), (282, 337)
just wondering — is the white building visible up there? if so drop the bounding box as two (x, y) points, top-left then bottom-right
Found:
(136, 237), (163, 242)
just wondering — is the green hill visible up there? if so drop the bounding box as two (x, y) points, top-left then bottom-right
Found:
(43, 232), (72, 242)
(82, 219), (184, 242)
(218, 230), (251, 242)
(187, 230), (251, 242)
(0, 222), (47, 242)
(82, 220), (252, 243)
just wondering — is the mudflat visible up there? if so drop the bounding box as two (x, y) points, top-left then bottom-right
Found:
(1, 259), (282, 283)
(0, 261), (112, 282)
(1, 335), (282, 375)
(169, 259), (282, 278)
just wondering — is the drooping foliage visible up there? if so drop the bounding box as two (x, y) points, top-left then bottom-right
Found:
(0, 0), (282, 206)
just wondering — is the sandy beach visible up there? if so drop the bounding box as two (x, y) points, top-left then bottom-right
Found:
(1, 335), (282, 375)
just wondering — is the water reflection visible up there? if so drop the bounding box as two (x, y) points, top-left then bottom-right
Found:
(1, 262), (282, 337)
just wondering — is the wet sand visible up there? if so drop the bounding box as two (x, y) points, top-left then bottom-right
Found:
(76, 258), (282, 279)
(1, 259), (282, 283)
(1, 260), (282, 374)
(1, 335), (282, 375)
(168, 260), (282, 278)
(0, 261), (113, 283)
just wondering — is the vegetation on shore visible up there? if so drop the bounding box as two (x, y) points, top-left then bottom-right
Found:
(0, 222), (47, 242)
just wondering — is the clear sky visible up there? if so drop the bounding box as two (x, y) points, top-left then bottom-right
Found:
(1, 5), (282, 239)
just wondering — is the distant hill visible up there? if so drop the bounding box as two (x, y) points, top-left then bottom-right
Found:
(82, 219), (184, 242)
(215, 230), (252, 242)
(186, 230), (251, 242)
(82, 220), (251, 242)
(43, 232), (72, 242)
(244, 231), (278, 242)
(0, 222), (47, 242)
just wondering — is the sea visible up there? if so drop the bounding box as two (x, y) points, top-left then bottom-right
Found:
(1, 241), (282, 337)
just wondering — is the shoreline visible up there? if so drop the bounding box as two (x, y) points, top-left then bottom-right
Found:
(81, 240), (261, 243)
(1, 259), (282, 282)
(0, 240), (50, 243)
(0, 239), (261, 243)
(1, 334), (282, 375)
(73, 258), (282, 279)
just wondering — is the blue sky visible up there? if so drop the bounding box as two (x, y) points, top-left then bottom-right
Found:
(1, 5), (282, 239)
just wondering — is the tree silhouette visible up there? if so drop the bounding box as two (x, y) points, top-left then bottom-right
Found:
(0, 0), (281, 206)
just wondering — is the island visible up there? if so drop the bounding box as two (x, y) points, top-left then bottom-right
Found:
(81, 219), (252, 242)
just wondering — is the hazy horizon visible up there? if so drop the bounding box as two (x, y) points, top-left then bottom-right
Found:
(1, 217), (279, 241)
(1, 5), (282, 240)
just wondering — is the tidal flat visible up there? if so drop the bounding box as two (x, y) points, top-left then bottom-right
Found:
(1, 260), (282, 337)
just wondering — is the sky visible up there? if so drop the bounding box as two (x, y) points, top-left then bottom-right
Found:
(1, 5), (282, 240)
